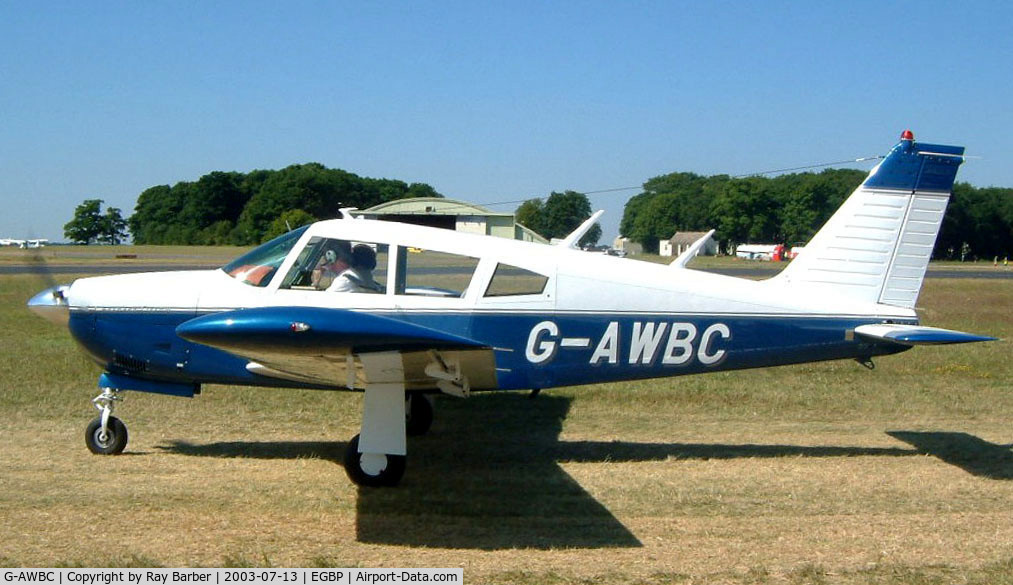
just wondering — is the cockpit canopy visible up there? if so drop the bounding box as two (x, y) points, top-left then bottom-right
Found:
(222, 226), (308, 287)
(222, 222), (552, 300)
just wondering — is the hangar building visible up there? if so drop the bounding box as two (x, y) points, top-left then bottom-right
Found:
(357, 197), (547, 243)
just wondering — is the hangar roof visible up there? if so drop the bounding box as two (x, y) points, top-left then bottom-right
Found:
(359, 197), (513, 217)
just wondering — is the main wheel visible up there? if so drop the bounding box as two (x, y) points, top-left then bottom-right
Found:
(405, 394), (434, 436)
(343, 434), (406, 487)
(85, 416), (128, 455)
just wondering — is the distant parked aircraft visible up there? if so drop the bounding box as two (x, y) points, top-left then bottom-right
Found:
(0, 238), (47, 248)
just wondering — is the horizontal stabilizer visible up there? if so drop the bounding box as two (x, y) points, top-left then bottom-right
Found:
(855, 324), (997, 346)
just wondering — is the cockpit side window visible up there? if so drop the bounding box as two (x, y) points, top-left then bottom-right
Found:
(393, 247), (479, 298)
(222, 226), (308, 287)
(280, 236), (387, 293)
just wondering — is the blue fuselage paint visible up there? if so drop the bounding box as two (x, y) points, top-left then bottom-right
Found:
(68, 308), (911, 393)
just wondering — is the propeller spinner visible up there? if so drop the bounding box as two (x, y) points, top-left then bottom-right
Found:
(28, 285), (71, 326)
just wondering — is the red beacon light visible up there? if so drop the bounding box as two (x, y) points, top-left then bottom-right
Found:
(900, 129), (915, 141)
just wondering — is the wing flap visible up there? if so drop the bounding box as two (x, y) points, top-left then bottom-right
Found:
(245, 348), (498, 390)
(855, 324), (997, 346)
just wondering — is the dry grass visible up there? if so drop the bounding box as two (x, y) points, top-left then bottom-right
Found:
(0, 273), (1011, 583)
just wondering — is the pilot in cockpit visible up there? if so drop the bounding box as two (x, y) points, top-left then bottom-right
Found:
(328, 244), (383, 293)
(311, 240), (351, 290)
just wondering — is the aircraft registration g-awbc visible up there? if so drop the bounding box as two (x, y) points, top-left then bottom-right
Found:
(28, 130), (997, 487)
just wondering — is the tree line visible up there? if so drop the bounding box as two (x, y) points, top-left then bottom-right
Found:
(124, 163), (441, 245)
(620, 169), (1013, 259)
(64, 160), (1011, 260)
(515, 191), (602, 247)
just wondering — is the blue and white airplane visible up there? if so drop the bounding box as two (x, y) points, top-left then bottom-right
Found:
(28, 131), (995, 487)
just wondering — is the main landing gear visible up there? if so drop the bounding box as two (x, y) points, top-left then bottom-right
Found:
(85, 387), (128, 455)
(343, 433), (406, 487)
(343, 394), (432, 487)
(342, 353), (443, 488)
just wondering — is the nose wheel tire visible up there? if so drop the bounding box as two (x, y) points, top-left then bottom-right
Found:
(85, 416), (128, 455)
(343, 434), (406, 487)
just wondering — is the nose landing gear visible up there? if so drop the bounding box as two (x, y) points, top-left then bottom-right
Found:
(85, 387), (128, 455)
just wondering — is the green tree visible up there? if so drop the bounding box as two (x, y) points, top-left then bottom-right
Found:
(65, 199), (129, 244)
(99, 207), (128, 244)
(778, 169), (863, 245)
(183, 172), (250, 231)
(515, 199), (545, 234)
(64, 199), (106, 244)
(263, 209), (318, 241)
(709, 177), (780, 248)
(619, 191), (654, 243)
(516, 191), (601, 246)
(129, 184), (185, 244)
(621, 172), (725, 252)
(129, 163), (442, 245)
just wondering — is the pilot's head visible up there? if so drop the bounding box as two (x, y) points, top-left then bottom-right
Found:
(351, 244), (377, 270)
(324, 240), (352, 264)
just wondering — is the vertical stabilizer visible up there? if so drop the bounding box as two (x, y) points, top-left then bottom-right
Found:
(775, 131), (964, 308)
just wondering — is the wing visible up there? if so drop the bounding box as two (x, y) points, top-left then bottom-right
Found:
(176, 307), (497, 391)
(855, 323), (997, 346)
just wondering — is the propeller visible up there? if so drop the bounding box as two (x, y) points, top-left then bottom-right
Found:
(25, 243), (71, 326)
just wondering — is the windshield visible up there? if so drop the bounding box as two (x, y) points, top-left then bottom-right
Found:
(222, 226), (309, 287)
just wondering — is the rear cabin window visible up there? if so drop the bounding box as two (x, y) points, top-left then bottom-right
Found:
(395, 248), (479, 298)
(484, 263), (549, 297)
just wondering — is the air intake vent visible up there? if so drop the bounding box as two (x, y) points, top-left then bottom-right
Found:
(113, 352), (147, 373)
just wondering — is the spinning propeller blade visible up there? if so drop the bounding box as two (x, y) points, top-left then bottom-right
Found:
(26, 247), (71, 326)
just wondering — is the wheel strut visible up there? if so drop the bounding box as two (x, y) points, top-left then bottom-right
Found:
(92, 387), (123, 439)
(86, 387), (129, 455)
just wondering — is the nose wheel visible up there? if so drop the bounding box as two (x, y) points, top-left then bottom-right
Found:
(85, 416), (128, 454)
(86, 387), (128, 455)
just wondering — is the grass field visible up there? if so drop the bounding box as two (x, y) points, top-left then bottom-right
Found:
(0, 245), (249, 266)
(1, 271), (1011, 583)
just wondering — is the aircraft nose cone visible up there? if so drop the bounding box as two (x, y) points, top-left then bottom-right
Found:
(28, 285), (71, 326)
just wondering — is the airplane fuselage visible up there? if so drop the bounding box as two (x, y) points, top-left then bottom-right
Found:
(59, 217), (915, 396)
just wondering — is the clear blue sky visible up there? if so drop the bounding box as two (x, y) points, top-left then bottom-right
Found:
(2, 1), (1010, 243)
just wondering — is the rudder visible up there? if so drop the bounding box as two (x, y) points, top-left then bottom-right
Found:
(775, 131), (964, 308)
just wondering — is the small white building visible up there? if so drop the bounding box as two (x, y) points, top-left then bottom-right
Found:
(659, 231), (718, 257)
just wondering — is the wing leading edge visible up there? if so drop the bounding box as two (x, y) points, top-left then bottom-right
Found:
(176, 307), (496, 389)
